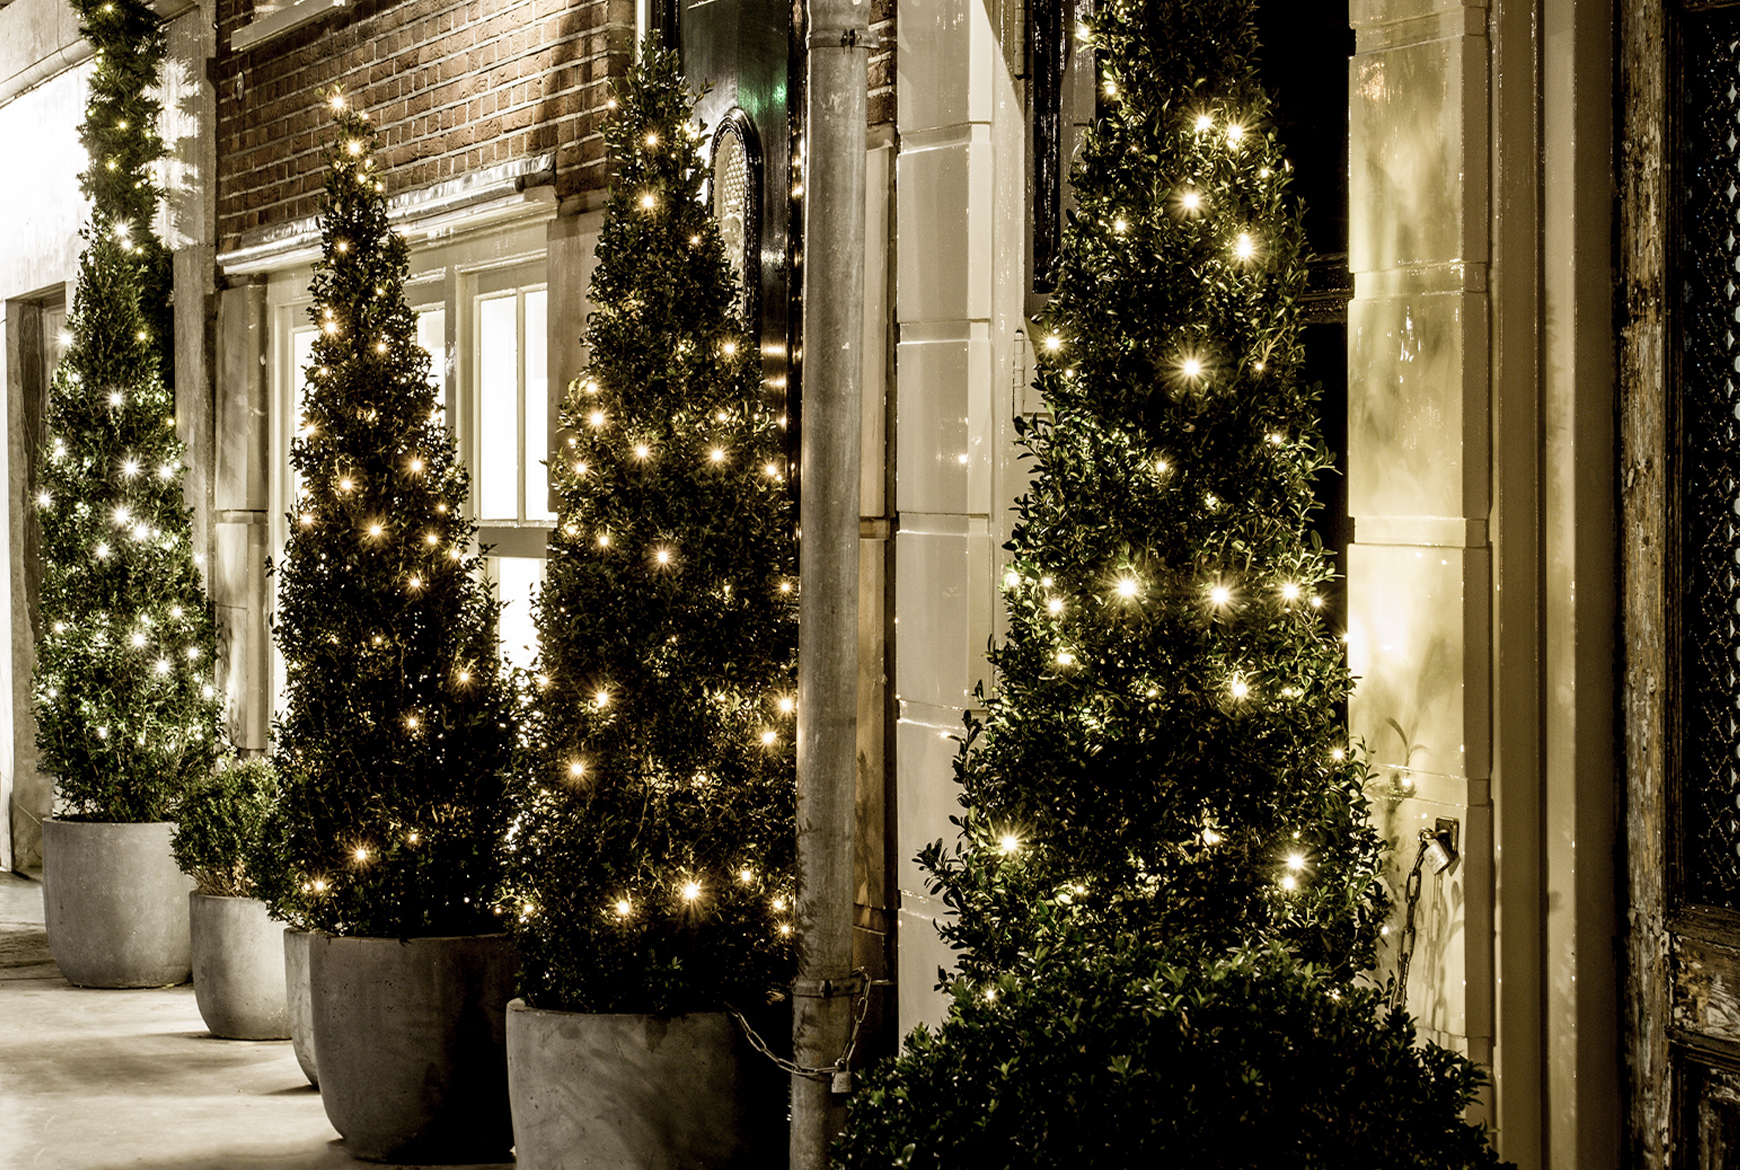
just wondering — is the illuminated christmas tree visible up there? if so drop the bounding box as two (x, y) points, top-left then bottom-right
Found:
(265, 93), (513, 937)
(33, 0), (220, 822)
(840, 3), (1504, 1165)
(505, 44), (798, 1014)
(924, 0), (1386, 985)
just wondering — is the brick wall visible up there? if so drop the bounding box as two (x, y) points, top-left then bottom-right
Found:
(868, 0), (894, 127)
(214, 0), (633, 252)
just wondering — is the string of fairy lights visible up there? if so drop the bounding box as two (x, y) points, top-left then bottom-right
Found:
(959, 51), (1355, 915)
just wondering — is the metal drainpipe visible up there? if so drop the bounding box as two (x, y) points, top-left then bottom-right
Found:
(791, 0), (867, 1163)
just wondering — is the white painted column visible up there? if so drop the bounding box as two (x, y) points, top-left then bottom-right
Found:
(890, 0), (1025, 1032)
(1345, 0), (1497, 1114)
(1348, 1), (1619, 1166)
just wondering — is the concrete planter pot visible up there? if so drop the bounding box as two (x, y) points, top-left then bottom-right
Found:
(41, 818), (193, 988)
(308, 932), (516, 1163)
(189, 893), (289, 1039)
(284, 928), (318, 1086)
(506, 1000), (784, 1169)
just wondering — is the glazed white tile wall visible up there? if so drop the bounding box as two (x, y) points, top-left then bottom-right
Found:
(895, 0), (995, 133)
(896, 329), (994, 517)
(1349, 31), (1488, 273)
(895, 133), (995, 326)
(1348, 291), (1490, 522)
(1347, 544), (1491, 782)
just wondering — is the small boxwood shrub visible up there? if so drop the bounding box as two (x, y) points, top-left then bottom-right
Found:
(836, 942), (1509, 1169)
(170, 757), (276, 898)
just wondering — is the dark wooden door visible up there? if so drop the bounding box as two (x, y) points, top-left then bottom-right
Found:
(1621, 2), (1740, 1164)
(675, 0), (798, 415)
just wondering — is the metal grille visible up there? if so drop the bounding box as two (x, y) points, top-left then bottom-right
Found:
(713, 132), (751, 323)
(1682, 12), (1740, 908)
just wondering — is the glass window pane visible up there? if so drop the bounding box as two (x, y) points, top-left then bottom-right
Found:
(477, 295), (519, 520)
(495, 556), (544, 670)
(524, 289), (553, 522)
(417, 308), (447, 395)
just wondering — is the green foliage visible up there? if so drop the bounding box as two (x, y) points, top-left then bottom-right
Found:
(836, 941), (1510, 1169)
(33, 0), (220, 824)
(839, 2), (1501, 1163)
(504, 43), (797, 1014)
(71, 0), (173, 382)
(926, 0), (1387, 987)
(267, 94), (514, 937)
(171, 757), (277, 897)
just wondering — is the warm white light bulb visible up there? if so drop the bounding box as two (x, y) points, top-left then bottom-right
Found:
(1281, 582), (1301, 602)
(1236, 232), (1255, 259)
(595, 689), (610, 708)
(1056, 650), (1075, 666)
(760, 729), (777, 745)
(1116, 577), (1138, 599)
(1181, 190), (1202, 212)
(998, 834), (1020, 855)
(633, 443), (650, 460)
(709, 447), (725, 463)
(1182, 357), (1203, 379)
(569, 761), (586, 778)
(1195, 113), (1213, 131)
(1210, 585), (1231, 607)
(1047, 597), (1064, 615)
(681, 881), (701, 902)
(1230, 677), (1250, 699)
(639, 192), (656, 210)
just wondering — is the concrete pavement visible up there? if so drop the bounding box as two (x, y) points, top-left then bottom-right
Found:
(0, 873), (515, 1170)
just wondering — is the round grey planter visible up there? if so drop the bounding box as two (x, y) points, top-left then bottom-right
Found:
(284, 928), (318, 1086)
(506, 1000), (784, 1169)
(189, 893), (289, 1040)
(308, 932), (516, 1163)
(41, 818), (193, 988)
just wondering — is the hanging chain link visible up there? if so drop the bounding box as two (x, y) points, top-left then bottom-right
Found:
(1390, 831), (1432, 1013)
(732, 969), (882, 1093)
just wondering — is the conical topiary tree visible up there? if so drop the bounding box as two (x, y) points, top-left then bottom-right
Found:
(34, 0), (220, 823)
(923, 0), (1386, 984)
(839, 3), (1506, 1165)
(504, 44), (798, 1015)
(264, 93), (513, 937)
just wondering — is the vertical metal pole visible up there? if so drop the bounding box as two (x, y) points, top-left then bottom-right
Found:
(792, 0), (867, 1163)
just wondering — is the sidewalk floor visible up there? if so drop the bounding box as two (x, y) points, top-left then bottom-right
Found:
(0, 872), (515, 1170)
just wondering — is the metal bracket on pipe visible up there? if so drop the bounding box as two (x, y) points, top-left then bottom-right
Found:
(792, 973), (867, 999)
(807, 28), (884, 49)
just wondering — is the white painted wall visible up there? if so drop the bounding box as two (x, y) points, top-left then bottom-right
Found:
(0, 60), (89, 870)
(0, 65), (88, 303)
